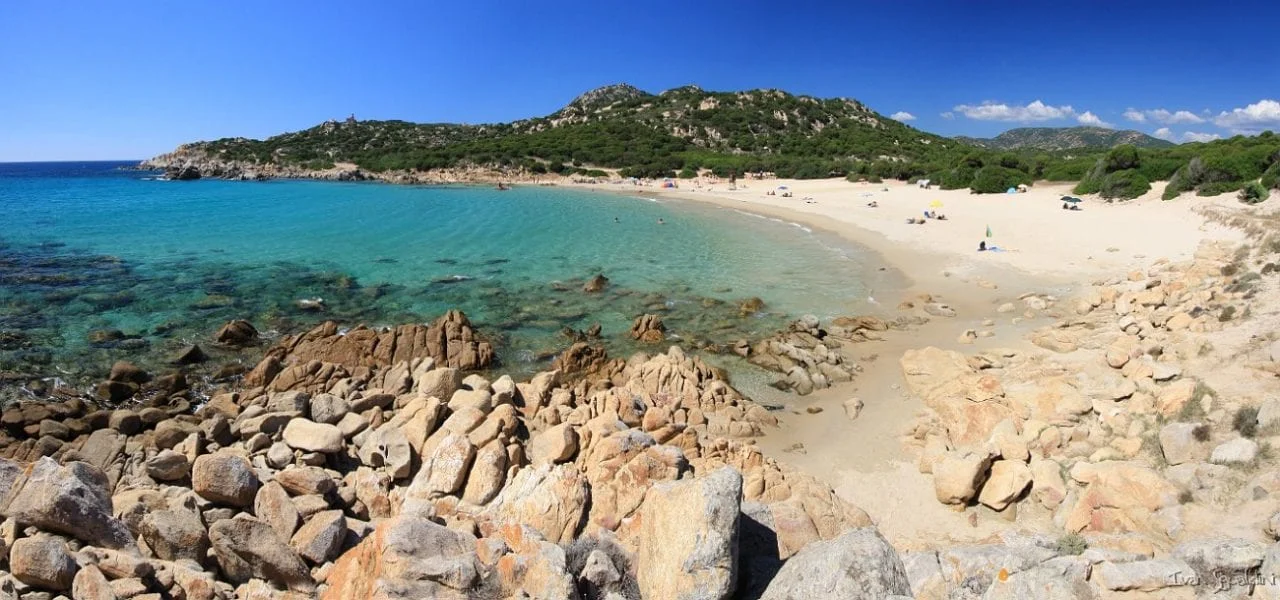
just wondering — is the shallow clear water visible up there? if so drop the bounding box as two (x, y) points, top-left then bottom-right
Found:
(0, 161), (891, 392)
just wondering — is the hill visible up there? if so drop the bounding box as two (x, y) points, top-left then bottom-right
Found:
(955, 127), (1175, 151)
(146, 83), (969, 180)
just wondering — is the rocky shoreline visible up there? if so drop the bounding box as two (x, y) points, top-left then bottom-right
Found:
(1, 305), (891, 599)
(140, 151), (546, 186)
(4, 205), (1280, 598)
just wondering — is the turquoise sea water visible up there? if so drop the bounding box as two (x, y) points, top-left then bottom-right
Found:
(0, 161), (891, 395)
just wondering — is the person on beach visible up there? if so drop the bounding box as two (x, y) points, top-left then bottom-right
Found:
(978, 240), (987, 251)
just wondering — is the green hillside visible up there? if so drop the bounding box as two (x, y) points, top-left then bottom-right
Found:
(956, 127), (1175, 151)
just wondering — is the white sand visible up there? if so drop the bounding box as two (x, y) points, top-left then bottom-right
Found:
(564, 176), (1247, 546)
(573, 177), (1243, 291)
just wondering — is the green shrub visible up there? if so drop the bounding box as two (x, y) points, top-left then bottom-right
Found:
(1235, 406), (1260, 437)
(1192, 424), (1210, 442)
(1056, 533), (1087, 556)
(678, 166), (698, 179)
(1197, 181), (1241, 196)
(1262, 163), (1280, 189)
(1240, 181), (1270, 204)
(1105, 145), (1141, 171)
(970, 165), (1028, 194)
(1099, 169), (1150, 200)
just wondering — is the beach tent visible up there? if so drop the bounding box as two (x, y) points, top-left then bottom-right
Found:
(918, 179), (931, 188)
(1006, 187), (1017, 194)
(1017, 184), (1029, 193)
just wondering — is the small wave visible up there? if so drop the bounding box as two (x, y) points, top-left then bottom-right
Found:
(788, 222), (813, 233)
(731, 209), (768, 220)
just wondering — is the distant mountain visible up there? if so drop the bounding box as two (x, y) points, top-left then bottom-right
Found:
(955, 127), (1175, 151)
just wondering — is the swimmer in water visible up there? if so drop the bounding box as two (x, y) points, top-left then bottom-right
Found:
(657, 218), (665, 225)
(614, 217), (620, 223)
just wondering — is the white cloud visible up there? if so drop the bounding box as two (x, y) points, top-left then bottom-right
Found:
(940, 111), (955, 120)
(1182, 131), (1221, 143)
(952, 100), (1075, 122)
(1213, 99), (1280, 133)
(1123, 108), (1205, 125)
(1077, 111), (1113, 128)
(889, 111), (916, 121)
(1148, 109), (1204, 124)
(1152, 127), (1175, 141)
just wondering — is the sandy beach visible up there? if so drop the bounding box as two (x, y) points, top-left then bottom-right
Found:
(574, 176), (1242, 290)
(566, 175), (1251, 548)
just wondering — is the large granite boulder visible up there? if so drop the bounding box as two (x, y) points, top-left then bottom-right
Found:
(209, 516), (314, 593)
(759, 527), (912, 599)
(140, 508), (209, 563)
(191, 452), (259, 508)
(1, 458), (135, 550)
(637, 467), (742, 600)
(322, 515), (481, 600)
(10, 535), (78, 592)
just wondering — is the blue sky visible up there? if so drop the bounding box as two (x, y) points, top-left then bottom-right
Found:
(2, 0), (1278, 161)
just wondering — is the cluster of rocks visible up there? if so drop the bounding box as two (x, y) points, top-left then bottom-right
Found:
(0, 306), (890, 598)
(742, 315), (895, 395)
(148, 154), (367, 183)
(897, 240), (1280, 597)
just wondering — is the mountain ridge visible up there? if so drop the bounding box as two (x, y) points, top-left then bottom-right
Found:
(955, 126), (1175, 151)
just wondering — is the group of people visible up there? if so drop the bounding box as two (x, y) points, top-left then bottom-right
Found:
(1061, 202), (1083, 211)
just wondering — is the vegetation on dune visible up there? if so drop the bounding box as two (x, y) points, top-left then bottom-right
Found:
(170, 84), (1279, 198)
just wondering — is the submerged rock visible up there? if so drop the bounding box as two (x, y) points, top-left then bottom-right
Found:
(214, 319), (258, 347)
(629, 314), (666, 343)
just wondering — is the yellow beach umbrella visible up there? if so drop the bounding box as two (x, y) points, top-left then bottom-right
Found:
(929, 200), (943, 208)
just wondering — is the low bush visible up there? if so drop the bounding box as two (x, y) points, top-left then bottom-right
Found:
(1056, 533), (1087, 555)
(1234, 406), (1260, 437)
(1240, 181), (1270, 204)
(1100, 169), (1151, 200)
(970, 165), (1028, 194)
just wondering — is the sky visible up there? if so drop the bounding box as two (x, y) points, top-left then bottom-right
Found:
(2, 0), (1279, 161)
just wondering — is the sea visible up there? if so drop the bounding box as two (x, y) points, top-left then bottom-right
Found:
(0, 161), (894, 399)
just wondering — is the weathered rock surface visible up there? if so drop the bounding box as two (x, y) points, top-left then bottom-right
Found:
(1, 458), (135, 549)
(191, 452), (259, 508)
(209, 516), (314, 592)
(10, 535), (78, 591)
(759, 528), (912, 599)
(638, 467), (742, 600)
